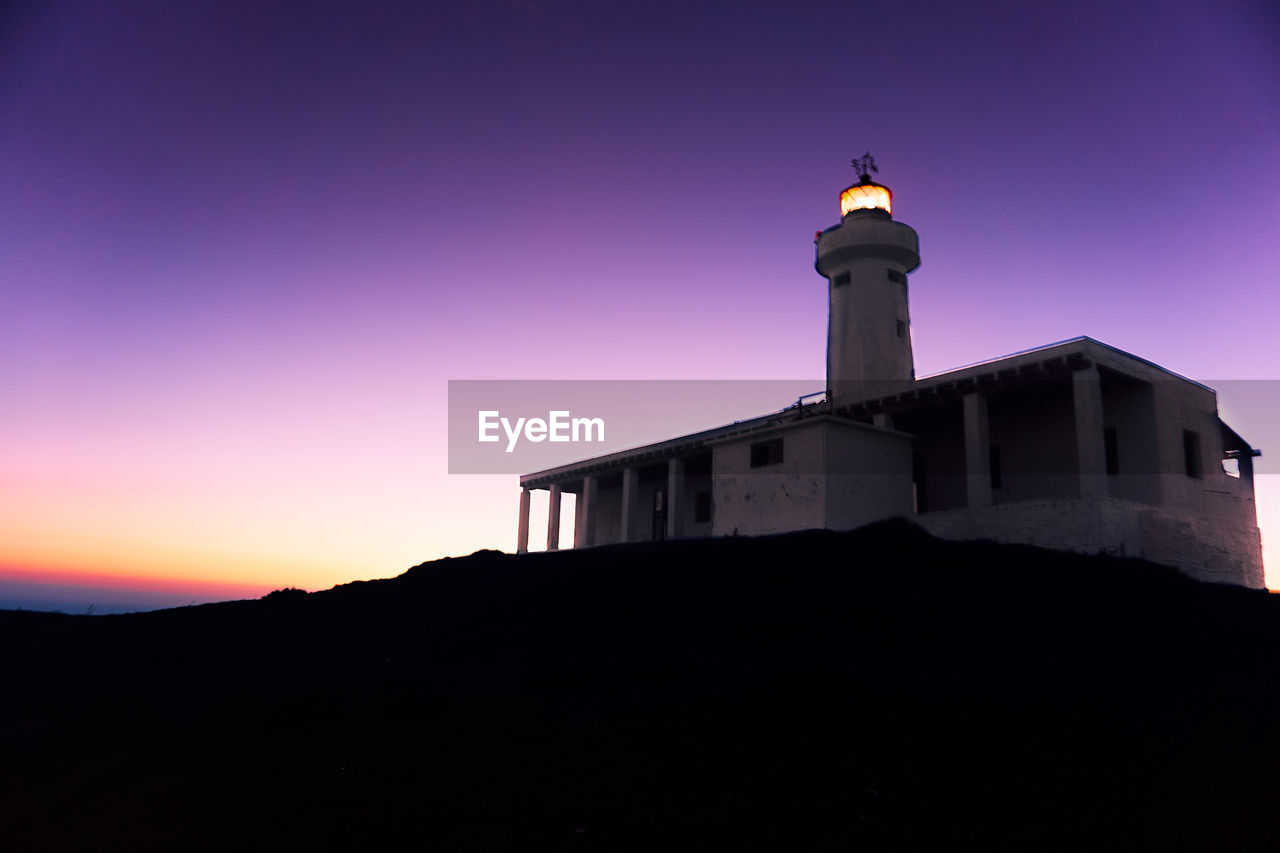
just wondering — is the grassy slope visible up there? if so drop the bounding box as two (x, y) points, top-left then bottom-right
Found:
(2, 519), (1279, 851)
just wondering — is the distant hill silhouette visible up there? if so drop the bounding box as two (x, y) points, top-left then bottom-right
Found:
(3, 520), (1278, 851)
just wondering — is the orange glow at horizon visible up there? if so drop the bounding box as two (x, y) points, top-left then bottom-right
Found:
(0, 435), (520, 601)
(840, 183), (892, 215)
(0, 561), (271, 600)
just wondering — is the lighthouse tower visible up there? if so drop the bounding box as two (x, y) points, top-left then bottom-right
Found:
(815, 154), (920, 404)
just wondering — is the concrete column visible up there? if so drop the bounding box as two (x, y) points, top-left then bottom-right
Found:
(576, 475), (597, 548)
(667, 457), (686, 539)
(1073, 366), (1108, 497)
(546, 484), (562, 551)
(963, 392), (992, 508)
(620, 466), (640, 543)
(516, 487), (531, 554)
(872, 412), (894, 430)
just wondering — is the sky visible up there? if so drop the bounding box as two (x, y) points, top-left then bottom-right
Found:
(2, 0), (1278, 612)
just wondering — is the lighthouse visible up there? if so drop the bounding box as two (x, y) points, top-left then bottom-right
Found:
(815, 154), (921, 404)
(515, 157), (1264, 589)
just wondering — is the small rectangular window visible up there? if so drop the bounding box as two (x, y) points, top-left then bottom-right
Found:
(989, 444), (1002, 490)
(750, 437), (784, 468)
(833, 272), (851, 286)
(896, 320), (906, 338)
(1104, 426), (1119, 475)
(887, 269), (907, 284)
(694, 490), (712, 523)
(1183, 430), (1202, 478)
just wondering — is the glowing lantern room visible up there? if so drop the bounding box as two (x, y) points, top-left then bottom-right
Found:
(840, 180), (892, 216)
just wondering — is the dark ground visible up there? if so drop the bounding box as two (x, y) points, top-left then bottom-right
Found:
(3, 519), (1279, 851)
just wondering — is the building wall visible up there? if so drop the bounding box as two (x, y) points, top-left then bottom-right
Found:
(711, 418), (913, 537)
(823, 421), (914, 530)
(591, 480), (623, 546)
(1137, 500), (1264, 588)
(897, 356), (1263, 587)
(712, 422), (828, 537)
(1100, 371), (1161, 504)
(985, 381), (1080, 504)
(826, 256), (914, 400)
(916, 495), (1264, 588)
(1124, 372), (1261, 582)
(1148, 378), (1256, 513)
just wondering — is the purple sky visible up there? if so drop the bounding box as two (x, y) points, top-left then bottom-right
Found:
(3, 0), (1278, 610)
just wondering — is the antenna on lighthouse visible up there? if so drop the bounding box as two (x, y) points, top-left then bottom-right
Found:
(851, 152), (878, 184)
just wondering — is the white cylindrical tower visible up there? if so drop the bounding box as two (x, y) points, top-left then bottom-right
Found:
(815, 155), (920, 405)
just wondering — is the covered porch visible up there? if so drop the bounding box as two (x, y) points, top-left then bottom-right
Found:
(516, 443), (714, 554)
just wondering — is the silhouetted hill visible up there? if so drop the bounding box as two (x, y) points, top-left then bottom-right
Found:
(3, 520), (1279, 851)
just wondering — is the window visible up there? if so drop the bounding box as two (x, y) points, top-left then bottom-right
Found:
(750, 437), (784, 468)
(989, 444), (1002, 490)
(1104, 426), (1119, 475)
(694, 490), (712, 523)
(1183, 430), (1202, 478)
(887, 269), (907, 284)
(896, 319), (906, 338)
(833, 271), (851, 286)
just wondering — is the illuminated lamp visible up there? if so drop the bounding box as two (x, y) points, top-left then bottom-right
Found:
(839, 181), (892, 216)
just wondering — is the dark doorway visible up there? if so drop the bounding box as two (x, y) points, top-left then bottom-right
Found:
(652, 488), (667, 541)
(912, 451), (929, 514)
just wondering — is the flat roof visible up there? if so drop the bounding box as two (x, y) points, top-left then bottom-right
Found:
(918, 336), (1212, 391)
